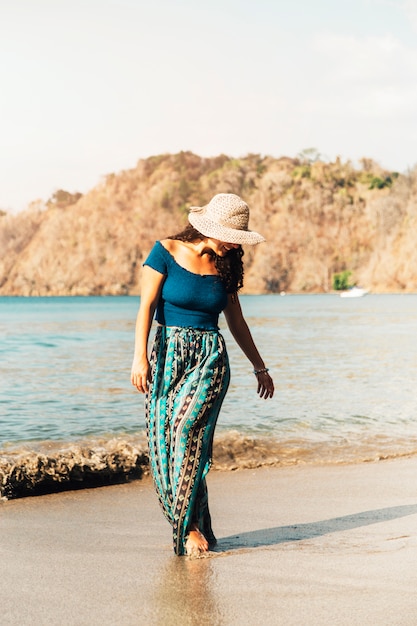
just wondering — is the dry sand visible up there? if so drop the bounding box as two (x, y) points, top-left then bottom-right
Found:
(1, 457), (417, 625)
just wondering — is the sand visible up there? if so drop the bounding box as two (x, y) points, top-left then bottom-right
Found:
(1, 457), (417, 625)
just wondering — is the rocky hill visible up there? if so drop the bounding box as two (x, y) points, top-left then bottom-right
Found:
(1, 151), (416, 295)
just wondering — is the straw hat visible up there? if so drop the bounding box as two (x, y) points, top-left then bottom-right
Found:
(188, 193), (265, 245)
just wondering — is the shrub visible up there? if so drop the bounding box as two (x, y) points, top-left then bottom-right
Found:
(47, 189), (82, 209)
(292, 165), (311, 179)
(368, 175), (396, 190)
(333, 270), (352, 291)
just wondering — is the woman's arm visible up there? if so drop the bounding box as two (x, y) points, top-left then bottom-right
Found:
(223, 294), (274, 399)
(131, 266), (165, 393)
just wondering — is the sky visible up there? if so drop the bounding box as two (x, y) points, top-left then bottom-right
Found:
(1, 0), (417, 212)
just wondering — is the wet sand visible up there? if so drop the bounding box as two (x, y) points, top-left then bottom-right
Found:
(1, 457), (417, 625)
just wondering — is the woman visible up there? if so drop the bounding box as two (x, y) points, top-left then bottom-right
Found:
(131, 193), (274, 556)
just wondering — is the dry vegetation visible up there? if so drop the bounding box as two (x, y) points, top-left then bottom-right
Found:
(0, 151), (416, 295)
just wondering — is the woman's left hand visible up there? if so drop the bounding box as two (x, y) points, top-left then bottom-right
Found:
(256, 371), (274, 399)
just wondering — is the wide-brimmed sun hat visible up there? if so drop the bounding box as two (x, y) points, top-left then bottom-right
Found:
(188, 193), (265, 245)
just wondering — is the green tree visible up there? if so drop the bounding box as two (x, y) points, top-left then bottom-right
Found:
(297, 147), (321, 163)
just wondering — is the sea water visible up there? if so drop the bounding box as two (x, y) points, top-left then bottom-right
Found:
(1, 294), (417, 466)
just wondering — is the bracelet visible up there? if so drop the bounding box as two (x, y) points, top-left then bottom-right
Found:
(253, 367), (269, 375)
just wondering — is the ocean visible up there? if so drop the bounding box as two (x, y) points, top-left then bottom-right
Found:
(1, 294), (417, 496)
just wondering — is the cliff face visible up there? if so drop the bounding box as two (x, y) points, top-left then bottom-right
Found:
(1, 152), (416, 295)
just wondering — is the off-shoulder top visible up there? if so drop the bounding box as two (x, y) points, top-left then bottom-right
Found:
(143, 241), (228, 330)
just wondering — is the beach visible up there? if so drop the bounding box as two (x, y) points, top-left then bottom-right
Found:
(1, 457), (417, 625)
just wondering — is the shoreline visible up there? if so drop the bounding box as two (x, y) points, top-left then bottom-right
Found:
(2, 433), (417, 500)
(1, 457), (417, 624)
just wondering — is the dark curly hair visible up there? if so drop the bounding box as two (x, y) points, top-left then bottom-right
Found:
(168, 223), (244, 294)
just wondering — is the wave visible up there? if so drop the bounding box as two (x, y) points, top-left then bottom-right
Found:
(213, 431), (417, 469)
(0, 435), (149, 500)
(2, 431), (417, 500)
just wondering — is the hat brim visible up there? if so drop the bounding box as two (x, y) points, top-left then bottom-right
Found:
(188, 212), (265, 245)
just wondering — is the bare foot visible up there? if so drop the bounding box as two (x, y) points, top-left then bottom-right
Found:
(185, 524), (209, 557)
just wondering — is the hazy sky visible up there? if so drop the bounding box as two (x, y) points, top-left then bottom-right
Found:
(1, 0), (417, 212)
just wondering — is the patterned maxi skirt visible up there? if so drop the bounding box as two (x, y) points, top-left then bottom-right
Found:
(145, 325), (230, 555)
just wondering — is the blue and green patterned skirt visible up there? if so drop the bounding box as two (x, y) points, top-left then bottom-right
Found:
(145, 325), (230, 555)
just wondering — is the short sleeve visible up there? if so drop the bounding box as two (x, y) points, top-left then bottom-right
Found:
(143, 241), (168, 275)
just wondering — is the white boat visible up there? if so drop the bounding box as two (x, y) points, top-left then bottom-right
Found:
(340, 287), (368, 298)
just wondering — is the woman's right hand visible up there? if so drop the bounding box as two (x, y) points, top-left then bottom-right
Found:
(130, 266), (165, 395)
(131, 358), (151, 394)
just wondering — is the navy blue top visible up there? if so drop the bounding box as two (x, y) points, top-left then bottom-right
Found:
(143, 241), (228, 330)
